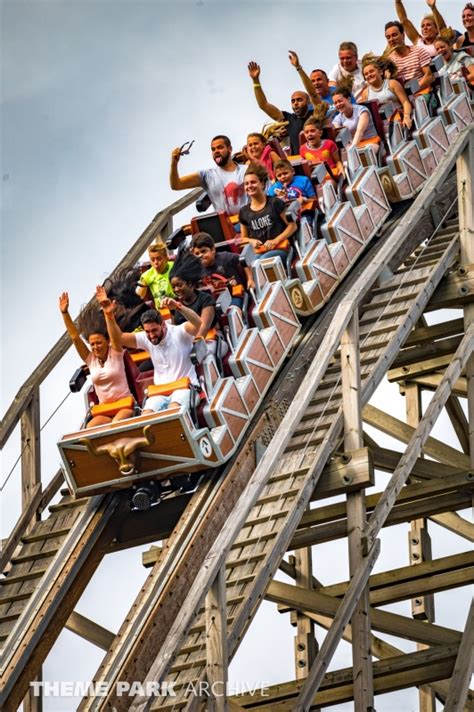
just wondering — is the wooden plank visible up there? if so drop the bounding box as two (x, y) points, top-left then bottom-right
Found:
(371, 445), (460, 479)
(293, 541), (380, 711)
(0, 484), (42, 573)
(21, 388), (41, 531)
(425, 266), (474, 311)
(430, 512), (474, 542)
(444, 599), (474, 712)
(405, 382), (436, 710)
(292, 547), (317, 681)
(341, 313), (374, 711)
(389, 352), (458, 382)
(294, 470), (473, 534)
(65, 611), (115, 651)
(269, 579), (462, 648)
(205, 567), (228, 712)
(411, 372), (468, 397)
(446, 395), (470, 454)
(363, 404), (470, 469)
(404, 318), (464, 347)
(230, 646), (459, 710)
(364, 326), (474, 554)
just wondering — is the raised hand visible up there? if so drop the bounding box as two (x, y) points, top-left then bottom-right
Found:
(171, 146), (182, 164)
(288, 50), (300, 67)
(426, 0), (436, 8)
(95, 285), (114, 316)
(161, 296), (182, 311)
(248, 61), (261, 80)
(59, 292), (69, 314)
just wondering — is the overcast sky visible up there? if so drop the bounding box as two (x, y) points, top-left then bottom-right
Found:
(1, 1), (470, 710)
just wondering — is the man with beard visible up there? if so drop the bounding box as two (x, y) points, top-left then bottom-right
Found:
(97, 289), (202, 413)
(169, 135), (247, 215)
(247, 60), (315, 154)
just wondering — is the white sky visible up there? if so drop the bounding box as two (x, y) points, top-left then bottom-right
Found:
(1, 1), (471, 710)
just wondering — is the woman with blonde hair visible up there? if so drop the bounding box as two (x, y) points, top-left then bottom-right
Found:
(394, 0), (447, 57)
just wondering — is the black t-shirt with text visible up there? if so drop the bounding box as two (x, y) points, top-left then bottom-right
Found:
(239, 196), (287, 244)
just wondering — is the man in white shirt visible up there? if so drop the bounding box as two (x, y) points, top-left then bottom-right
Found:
(97, 288), (202, 413)
(328, 41), (366, 100)
(170, 135), (247, 215)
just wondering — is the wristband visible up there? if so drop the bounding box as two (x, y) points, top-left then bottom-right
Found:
(296, 65), (302, 71)
(253, 82), (261, 88)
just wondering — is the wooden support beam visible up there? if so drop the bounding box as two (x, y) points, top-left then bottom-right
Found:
(363, 404), (470, 469)
(425, 265), (474, 311)
(292, 548), (318, 682)
(393, 334), (462, 369)
(293, 541), (380, 711)
(21, 387), (41, 525)
(269, 578), (462, 648)
(444, 599), (474, 712)
(205, 567), (228, 712)
(291, 472), (473, 548)
(65, 611), (115, 651)
(411, 372), (468, 397)
(404, 318), (464, 347)
(364, 326), (474, 555)
(371, 445), (460, 479)
(405, 382), (436, 712)
(446, 395), (470, 455)
(230, 645), (460, 710)
(389, 353), (457, 383)
(341, 312), (374, 711)
(429, 512), (474, 542)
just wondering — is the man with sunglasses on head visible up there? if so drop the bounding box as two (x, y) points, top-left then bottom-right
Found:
(170, 135), (247, 216)
(97, 287), (202, 413)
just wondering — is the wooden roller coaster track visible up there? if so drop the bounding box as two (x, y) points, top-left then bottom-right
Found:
(1, 126), (473, 712)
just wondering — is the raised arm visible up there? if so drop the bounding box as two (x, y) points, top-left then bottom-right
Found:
(161, 297), (202, 337)
(169, 147), (202, 191)
(395, 0), (420, 43)
(426, 0), (446, 31)
(288, 51), (321, 105)
(95, 285), (138, 349)
(248, 61), (285, 122)
(59, 292), (90, 362)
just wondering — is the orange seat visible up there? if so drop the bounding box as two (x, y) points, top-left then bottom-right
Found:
(130, 350), (151, 364)
(146, 377), (191, 398)
(90, 395), (135, 418)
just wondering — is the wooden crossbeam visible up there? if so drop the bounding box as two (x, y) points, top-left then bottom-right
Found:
(363, 404), (470, 469)
(230, 645), (459, 710)
(364, 326), (474, 554)
(273, 570), (462, 648)
(65, 612), (115, 651)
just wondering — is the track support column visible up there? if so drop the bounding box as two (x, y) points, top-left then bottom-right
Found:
(341, 311), (375, 712)
(205, 566), (228, 712)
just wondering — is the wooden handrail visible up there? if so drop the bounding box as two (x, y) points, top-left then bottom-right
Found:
(0, 483), (42, 572)
(0, 188), (202, 449)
